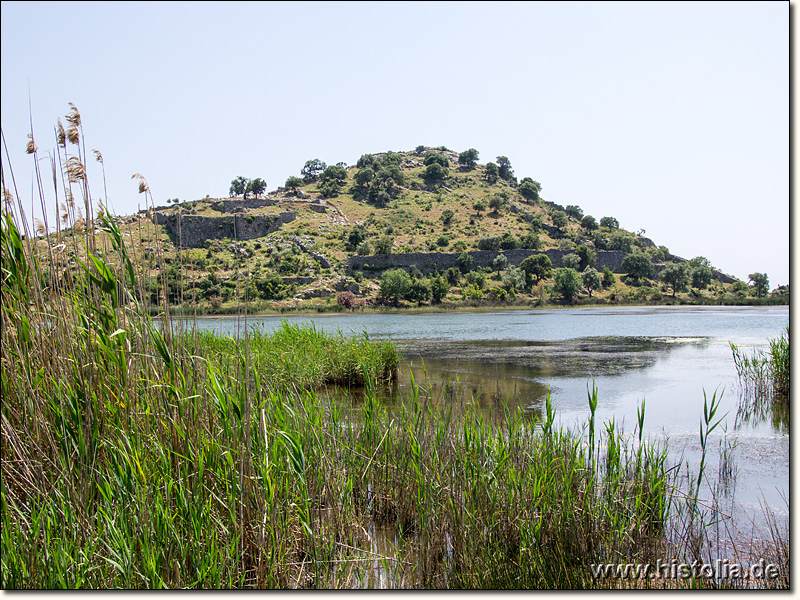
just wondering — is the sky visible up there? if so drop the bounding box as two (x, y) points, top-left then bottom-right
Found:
(0, 1), (790, 285)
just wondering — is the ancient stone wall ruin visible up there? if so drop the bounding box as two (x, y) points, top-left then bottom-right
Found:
(347, 248), (737, 283)
(347, 249), (629, 273)
(154, 211), (296, 248)
(210, 198), (278, 213)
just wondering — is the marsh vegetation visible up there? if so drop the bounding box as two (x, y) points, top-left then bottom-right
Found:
(0, 107), (788, 589)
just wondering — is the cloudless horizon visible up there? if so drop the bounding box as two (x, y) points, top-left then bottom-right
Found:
(1, 1), (790, 285)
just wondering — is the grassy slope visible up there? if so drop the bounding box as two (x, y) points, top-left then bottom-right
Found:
(50, 147), (779, 312)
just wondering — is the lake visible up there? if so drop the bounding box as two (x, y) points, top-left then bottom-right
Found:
(182, 305), (789, 549)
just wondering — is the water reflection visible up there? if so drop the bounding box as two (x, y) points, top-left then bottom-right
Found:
(734, 382), (789, 434)
(324, 336), (710, 429)
(394, 336), (703, 412)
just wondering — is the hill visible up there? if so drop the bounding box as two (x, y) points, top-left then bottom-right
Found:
(86, 147), (780, 312)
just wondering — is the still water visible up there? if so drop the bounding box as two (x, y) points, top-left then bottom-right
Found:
(186, 305), (789, 538)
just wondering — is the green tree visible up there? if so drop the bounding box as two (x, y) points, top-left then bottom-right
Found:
(562, 253), (581, 270)
(423, 152), (449, 168)
(609, 233), (633, 253)
(502, 266), (526, 293)
(375, 236), (393, 254)
(602, 266), (616, 288)
(301, 159), (326, 183)
(691, 265), (713, 290)
(576, 245), (596, 271)
(318, 165), (347, 198)
(654, 246), (671, 262)
(356, 154), (377, 169)
(458, 148), (479, 170)
(565, 205), (583, 220)
(621, 252), (654, 282)
(660, 263), (689, 297)
(247, 177), (267, 198)
(731, 280), (750, 296)
(440, 209), (455, 226)
(380, 269), (411, 306)
(319, 181), (340, 198)
(580, 215), (599, 233)
(230, 176), (248, 198)
(489, 194), (507, 213)
(551, 211), (568, 229)
(519, 231), (541, 250)
(496, 156), (514, 181)
(593, 232), (609, 250)
(520, 253), (552, 285)
(500, 231), (518, 250)
(491, 254), (508, 271)
(345, 225), (368, 251)
(320, 164), (347, 184)
(430, 275), (449, 303)
(478, 235), (502, 251)
(456, 252), (474, 273)
(689, 256), (713, 269)
(445, 267), (461, 286)
(553, 267), (582, 303)
(253, 272), (287, 300)
(285, 175), (303, 193)
(407, 278), (431, 305)
(423, 162), (448, 183)
(473, 200), (487, 216)
(748, 272), (769, 297)
(484, 162), (499, 184)
(352, 166), (374, 196)
(600, 216), (619, 229)
(465, 270), (486, 289)
(582, 267), (602, 297)
(368, 166), (405, 205)
(519, 177), (542, 201)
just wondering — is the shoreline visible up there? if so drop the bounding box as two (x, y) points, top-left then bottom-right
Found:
(154, 295), (789, 319)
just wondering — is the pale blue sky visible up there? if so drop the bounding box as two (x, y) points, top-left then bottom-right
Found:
(1, 1), (789, 285)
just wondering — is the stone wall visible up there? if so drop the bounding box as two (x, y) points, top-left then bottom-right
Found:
(210, 197), (278, 213)
(154, 211), (296, 248)
(347, 249), (629, 273)
(347, 249), (737, 283)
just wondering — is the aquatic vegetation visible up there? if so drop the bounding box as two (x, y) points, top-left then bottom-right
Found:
(730, 327), (789, 431)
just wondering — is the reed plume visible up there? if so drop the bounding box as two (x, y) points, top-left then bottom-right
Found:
(56, 119), (66, 147)
(25, 133), (36, 154)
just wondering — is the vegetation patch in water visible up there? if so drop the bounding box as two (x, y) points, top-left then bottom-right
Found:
(730, 327), (789, 431)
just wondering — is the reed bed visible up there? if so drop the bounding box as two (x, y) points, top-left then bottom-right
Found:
(0, 106), (787, 589)
(191, 321), (399, 392)
(0, 172), (671, 588)
(730, 327), (789, 431)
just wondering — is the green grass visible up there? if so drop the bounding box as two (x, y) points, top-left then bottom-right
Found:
(192, 320), (399, 390)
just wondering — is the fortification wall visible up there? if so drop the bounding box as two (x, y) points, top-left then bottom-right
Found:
(154, 211), (296, 248)
(347, 249), (629, 273)
(210, 198), (278, 212)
